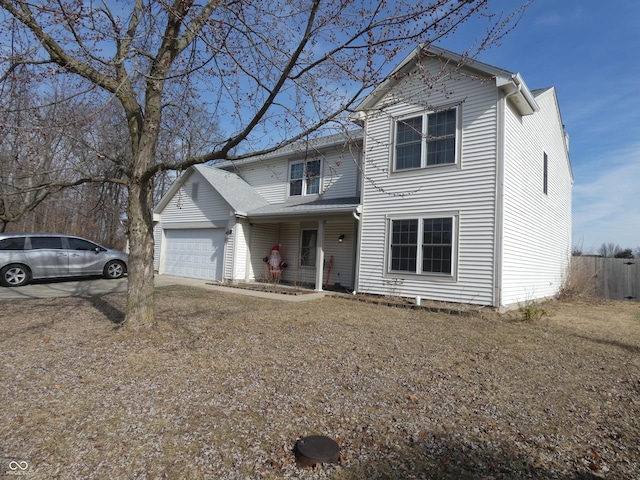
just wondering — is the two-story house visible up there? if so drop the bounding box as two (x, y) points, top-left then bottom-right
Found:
(153, 45), (572, 309)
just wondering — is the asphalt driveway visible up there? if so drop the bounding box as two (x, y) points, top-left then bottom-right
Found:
(0, 276), (130, 300)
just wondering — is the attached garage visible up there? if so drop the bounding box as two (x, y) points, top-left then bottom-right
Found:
(163, 229), (225, 281)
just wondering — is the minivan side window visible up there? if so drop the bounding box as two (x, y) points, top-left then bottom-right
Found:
(0, 237), (26, 250)
(68, 238), (100, 251)
(30, 237), (64, 249)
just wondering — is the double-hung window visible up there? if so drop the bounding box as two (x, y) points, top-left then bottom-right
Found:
(289, 159), (321, 197)
(394, 107), (459, 171)
(389, 216), (455, 276)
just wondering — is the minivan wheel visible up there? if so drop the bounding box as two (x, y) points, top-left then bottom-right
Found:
(0, 264), (31, 287)
(103, 260), (126, 279)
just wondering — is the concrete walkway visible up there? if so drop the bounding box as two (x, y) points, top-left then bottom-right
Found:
(155, 275), (328, 302)
(0, 275), (327, 301)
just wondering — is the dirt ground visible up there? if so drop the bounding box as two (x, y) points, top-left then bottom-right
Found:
(1, 286), (639, 479)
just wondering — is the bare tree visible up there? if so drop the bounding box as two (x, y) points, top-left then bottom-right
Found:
(598, 243), (620, 258)
(0, 0), (530, 328)
(0, 73), (73, 232)
(0, 73), (127, 243)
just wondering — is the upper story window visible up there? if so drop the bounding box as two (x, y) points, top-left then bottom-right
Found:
(394, 106), (459, 171)
(289, 159), (321, 197)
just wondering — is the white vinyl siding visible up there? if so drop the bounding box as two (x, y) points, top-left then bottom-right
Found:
(322, 220), (356, 290)
(357, 58), (498, 305)
(500, 89), (572, 307)
(153, 223), (162, 272)
(229, 146), (360, 203)
(223, 221), (234, 281)
(248, 224), (279, 282)
(233, 220), (250, 282)
(160, 172), (232, 225)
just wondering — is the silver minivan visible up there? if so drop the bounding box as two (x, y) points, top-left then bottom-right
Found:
(0, 233), (128, 287)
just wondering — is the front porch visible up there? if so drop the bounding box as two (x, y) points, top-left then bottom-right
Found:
(237, 215), (358, 292)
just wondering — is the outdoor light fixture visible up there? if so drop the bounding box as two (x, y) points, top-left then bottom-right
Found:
(338, 234), (345, 243)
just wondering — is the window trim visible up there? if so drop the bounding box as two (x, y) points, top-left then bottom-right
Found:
(543, 152), (548, 195)
(392, 105), (461, 172)
(288, 158), (322, 198)
(386, 213), (458, 278)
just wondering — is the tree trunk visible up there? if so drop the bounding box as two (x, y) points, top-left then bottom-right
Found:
(124, 179), (156, 329)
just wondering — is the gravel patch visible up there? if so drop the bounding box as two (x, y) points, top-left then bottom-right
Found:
(1, 286), (639, 479)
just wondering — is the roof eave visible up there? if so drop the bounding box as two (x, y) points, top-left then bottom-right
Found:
(497, 73), (540, 116)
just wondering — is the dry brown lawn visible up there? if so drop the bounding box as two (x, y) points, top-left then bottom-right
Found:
(1, 285), (639, 479)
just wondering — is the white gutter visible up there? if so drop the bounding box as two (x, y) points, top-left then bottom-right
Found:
(496, 73), (539, 116)
(352, 205), (362, 221)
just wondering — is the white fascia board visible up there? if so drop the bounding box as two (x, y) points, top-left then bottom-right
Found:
(497, 73), (539, 115)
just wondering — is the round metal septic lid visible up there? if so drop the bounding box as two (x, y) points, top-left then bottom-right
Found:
(295, 435), (340, 467)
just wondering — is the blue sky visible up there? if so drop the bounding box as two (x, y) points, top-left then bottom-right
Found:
(437, 0), (640, 253)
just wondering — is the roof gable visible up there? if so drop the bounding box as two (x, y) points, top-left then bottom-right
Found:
(154, 165), (269, 218)
(352, 44), (539, 118)
(192, 165), (269, 216)
(532, 87), (573, 182)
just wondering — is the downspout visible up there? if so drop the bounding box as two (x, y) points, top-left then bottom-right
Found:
(315, 220), (325, 292)
(352, 205), (362, 295)
(494, 89), (508, 309)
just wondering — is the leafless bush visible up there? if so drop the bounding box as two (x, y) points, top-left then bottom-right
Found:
(557, 257), (597, 300)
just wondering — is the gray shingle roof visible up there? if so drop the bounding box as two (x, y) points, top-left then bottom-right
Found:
(216, 130), (363, 170)
(247, 196), (361, 218)
(193, 164), (269, 215)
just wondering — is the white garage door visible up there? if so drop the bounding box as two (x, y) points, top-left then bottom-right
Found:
(164, 229), (225, 281)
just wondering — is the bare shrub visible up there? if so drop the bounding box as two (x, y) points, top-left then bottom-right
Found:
(558, 257), (597, 300)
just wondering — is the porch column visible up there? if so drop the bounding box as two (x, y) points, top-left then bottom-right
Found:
(315, 220), (325, 291)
